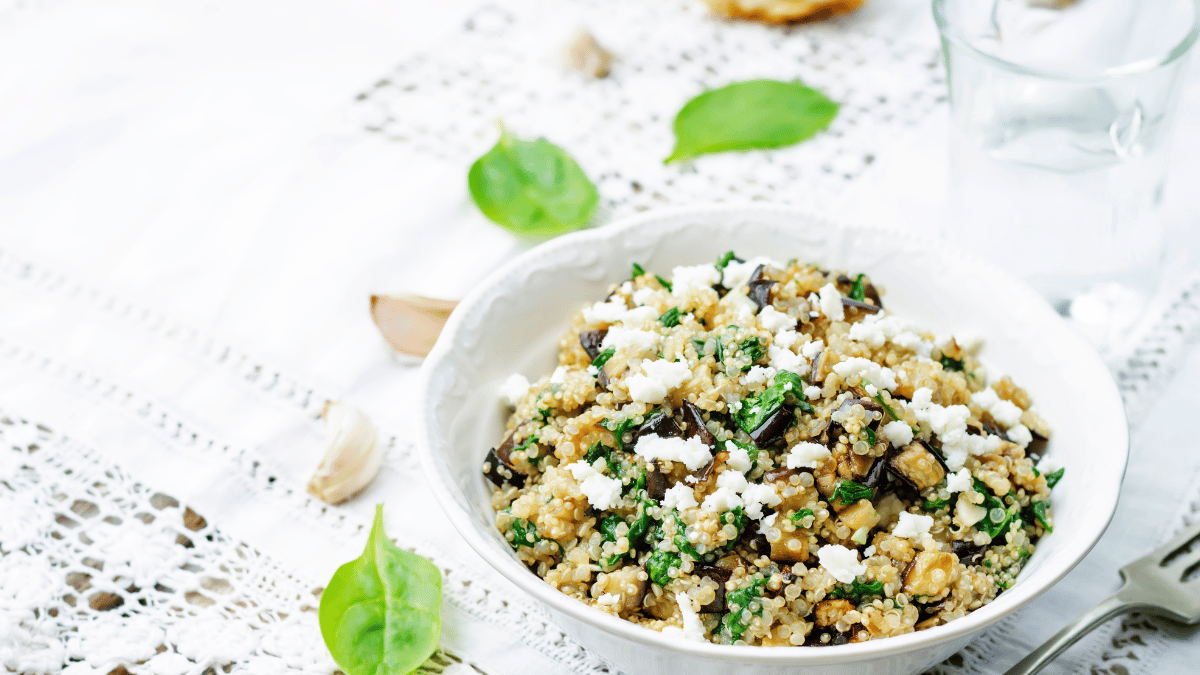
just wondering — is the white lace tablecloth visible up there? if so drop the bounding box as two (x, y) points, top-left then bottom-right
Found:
(2, 1), (1200, 674)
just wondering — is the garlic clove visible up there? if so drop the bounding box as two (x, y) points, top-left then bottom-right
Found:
(307, 401), (383, 505)
(370, 293), (458, 358)
(563, 28), (613, 79)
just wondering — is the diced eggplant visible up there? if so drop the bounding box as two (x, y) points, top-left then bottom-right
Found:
(902, 551), (958, 598)
(635, 562), (650, 608)
(483, 434), (527, 488)
(888, 442), (947, 491)
(1023, 411), (1052, 458)
(763, 467), (801, 483)
(981, 420), (1009, 442)
(951, 540), (986, 566)
(840, 297), (881, 315)
(769, 527), (810, 563)
(579, 329), (608, 360)
(836, 499), (880, 534)
(750, 406), (793, 447)
(862, 455), (890, 491)
(807, 628), (852, 646)
(646, 466), (667, 501)
(635, 412), (683, 443)
(822, 397), (884, 449)
(748, 280), (778, 311)
(863, 283), (883, 309)
(746, 532), (771, 558)
(693, 564), (732, 612)
(814, 598), (855, 627)
(680, 400), (717, 452)
(598, 366), (611, 391)
(809, 350), (827, 384)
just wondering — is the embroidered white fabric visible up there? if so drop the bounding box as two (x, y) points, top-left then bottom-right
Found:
(3, 0), (1200, 674)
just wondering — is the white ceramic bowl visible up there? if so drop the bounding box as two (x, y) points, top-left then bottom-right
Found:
(418, 204), (1127, 675)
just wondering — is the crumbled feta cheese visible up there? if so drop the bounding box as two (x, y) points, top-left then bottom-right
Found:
(880, 420), (914, 447)
(768, 344), (807, 373)
(907, 387), (1002, 471)
(892, 331), (933, 358)
(757, 512), (778, 535)
(956, 495), (987, 526)
(716, 470), (749, 493)
(1006, 424), (1033, 448)
(724, 441), (752, 472)
(971, 387), (1024, 429)
(804, 385), (823, 400)
(583, 297), (629, 323)
(946, 468), (973, 493)
(632, 287), (655, 306)
(701, 487), (744, 513)
(892, 512), (934, 540)
(728, 292), (759, 319)
(740, 483), (781, 520)
(597, 593), (620, 606)
(865, 384), (878, 397)
(742, 365), (776, 386)
(633, 435), (712, 471)
(672, 264), (721, 296)
(620, 281), (633, 294)
(662, 483), (699, 511)
(818, 283), (845, 321)
(785, 442), (831, 469)
(758, 306), (793, 332)
(774, 328), (800, 349)
(801, 339), (824, 359)
(565, 462), (624, 510)
(1037, 456), (1062, 474)
(586, 365), (598, 375)
(499, 373), (531, 406)
(675, 592), (707, 641)
(626, 359), (692, 404)
(619, 305), (660, 329)
(722, 257), (778, 289)
(863, 545), (876, 558)
(831, 357), (898, 391)
(848, 315), (932, 357)
(847, 315), (889, 347)
(817, 544), (867, 584)
(600, 327), (659, 356)
(549, 366), (567, 385)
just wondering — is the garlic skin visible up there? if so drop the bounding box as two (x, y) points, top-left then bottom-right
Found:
(307, 401), (383, 504)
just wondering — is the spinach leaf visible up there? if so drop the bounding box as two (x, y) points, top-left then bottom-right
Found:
(849, 274), (866, 302)
(720, 507), (749, 546)
(1045, 467), (1065, 489)
(655, 275), (673, 292)
(789, 508), (814, 524)
(922, 497), (949, 512)
(631, 262), (646, 278)
(600, 514), (631, 568)
(468, 129), (598, 236)
(666, 79), (839, 163)
(659, 307), (682, 328)
(601, 417), (638, 451)
(830, 578), (884, 604)
(864, 427), (876, 445)
(972, 478), (1019, 541)
(872, 392), (901, 422)
(832, 480), (874, 505)
(319, 505), (442, 675)
(584, 441), (617, 467)
(647, 549), (680, 587)
(718, 577), (769, 642)
(738, 337), (764, 371)
(716, 251), (738, 269)
(940, 355), (965, 372)
(591, 347), (615, 370)
(734, 369), (808, 432)
(1025, 500), (1053, 533)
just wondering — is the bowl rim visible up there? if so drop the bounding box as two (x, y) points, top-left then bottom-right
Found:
(417, 202), (1128, 663)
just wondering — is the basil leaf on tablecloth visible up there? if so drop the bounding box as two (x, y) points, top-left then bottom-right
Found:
(666, 79), (839, 163)
(319, 504), (442, 675)
(468, 128), (599, 236)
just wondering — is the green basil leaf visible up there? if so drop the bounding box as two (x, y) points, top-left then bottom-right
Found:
(319, 504), (442, 675)
(468, 129), (599, 236)
(666, 79), (839, 163)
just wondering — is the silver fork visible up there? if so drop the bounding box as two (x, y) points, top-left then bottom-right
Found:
(1005, 518), (1200, 675)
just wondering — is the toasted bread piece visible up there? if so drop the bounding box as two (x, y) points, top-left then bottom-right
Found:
(702, 0), (864, 23)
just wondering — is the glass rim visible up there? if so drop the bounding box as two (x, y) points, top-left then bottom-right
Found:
(932, 0), (1200, 82)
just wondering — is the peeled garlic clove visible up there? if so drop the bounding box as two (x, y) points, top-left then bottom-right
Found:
(307, 401), (383, 505)
(370, 294), (458, 358)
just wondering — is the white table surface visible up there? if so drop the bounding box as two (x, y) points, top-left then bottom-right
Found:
(2, 1), (1200, 674)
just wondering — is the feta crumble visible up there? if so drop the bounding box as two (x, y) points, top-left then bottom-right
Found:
(741, 483), (781, 520)
(831, 357), (898, 391)
(785, 442), (831, 469)
(716, 470), (749, 493)
(880, 420), (914, 447)
(565, 462), (623, 510)
(583, 297), (628, 323)
(632, 287), (655, 306)
(675, 592), (707, 641)
(757, 512), (778, 535)
(633, 435), (712, 471)
(600, 326), (659, 356)
(757, 305), (793, 332)
(817, 544), (867, 584)
(549, 366), (567, 385)
(892, 512), (934, 540)
(662, 483), (699, 511)
(801, 339), (824, 359)
(743, 365), (776, 386)
(671, 264), (721, 296)
(804, 385), (823, 400)
(701, 487), (744, 513)
(597, 593), (621, 607)
(499, 373), (531, 406)
(767, 344), (807, 373)
(818, 282), (845, 321)
(625, 359), (692, 404)
(724, 441), (752, 473)
(722, 257), (778, 289)
(946, 468), (973, 493)
(908, 387), (1002, 471)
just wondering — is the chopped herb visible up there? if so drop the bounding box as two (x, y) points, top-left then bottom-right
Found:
(584, 441), (616, 465)
(1026, 501), (1053, 532)
(864, 427), (876, 445)
(671, 512), (700, 558)
(789, 508), (814, 524)
(718, 577), (769, 642)
(599, 514), (631, 567)
(1032, 466), (1041, 478)
(849, 273), (866, 302)
(973, 478), (1018, 541)
(832, 480), (874, 505)
(872, 392), (901, 422)
(733, 369), (808, 433)
(592, 347), (615, 370)
(646, 550), (680, 587)
(940, 355), (965, 372)
(507, 515), (563, 555)
(659, 307), (682, 328)
(830, 578), (884, 604)
(600, 418), (638, 451)
(629, 500), (654, 545)
(983, 559), (992, 567)
(535, 407), (554, 423)
(692, 337), (708, 353)
(1045, 468), (1065, 489)
(797, 400), (816, 415)
(655, 275), (673, 292)
(720, 507), (749, 546)
(716, 251), (738, 269)
(922, 497), (949, 511)
(631, 262), (645, 278)
(514, 436), (542, 465)
(738, 337), (765, 371)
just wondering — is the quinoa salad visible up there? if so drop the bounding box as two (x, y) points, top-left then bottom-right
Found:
(482, 252), (1063, 647)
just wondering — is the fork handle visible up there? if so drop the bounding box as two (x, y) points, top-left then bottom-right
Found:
(1003, 594), (1136, 675)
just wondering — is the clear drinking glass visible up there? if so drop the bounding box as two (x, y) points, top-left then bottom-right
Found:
(934, 0), (1200, 327)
